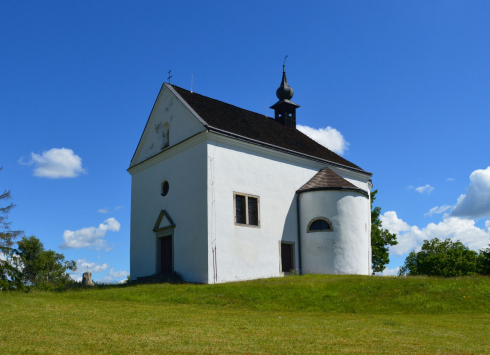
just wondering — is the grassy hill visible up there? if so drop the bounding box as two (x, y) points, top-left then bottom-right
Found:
(2, 275), (490, 354)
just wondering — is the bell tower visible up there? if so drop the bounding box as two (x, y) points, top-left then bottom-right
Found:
(270, 57), (300, 129)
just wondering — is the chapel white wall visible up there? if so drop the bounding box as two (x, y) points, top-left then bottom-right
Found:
(130, 140), (208, 283)
(131, 85), (205, 167)
(206, 135), (372, 283)
(299, 190), (371, 275)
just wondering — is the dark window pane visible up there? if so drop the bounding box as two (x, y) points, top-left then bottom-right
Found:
(281, 243), (293, 272)
(248, 197), (259, 226)
(236, 195), (246, 224)
(161, 181), (169, 196)
(321, 220), (330, 230)
(310, 220), (330, 231)
(310, 220), (321, 230)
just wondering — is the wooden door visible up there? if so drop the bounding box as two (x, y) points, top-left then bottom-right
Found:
(160, 237), (172, 274)
(281, 243), (293, 273)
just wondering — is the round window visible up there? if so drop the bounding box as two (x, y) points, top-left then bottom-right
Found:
(161, 181), (169, 196)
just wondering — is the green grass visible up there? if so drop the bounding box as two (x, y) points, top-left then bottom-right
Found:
(1, 275), (490, 354)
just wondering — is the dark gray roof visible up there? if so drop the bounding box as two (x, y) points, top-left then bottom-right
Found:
(297, 168), (368, 196)
(171, 85), (368, 173)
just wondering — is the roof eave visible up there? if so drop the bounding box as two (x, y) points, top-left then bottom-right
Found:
(206, 126), (372, 177)
(297, 186), (369, 197)
(270, 99), (300, 109)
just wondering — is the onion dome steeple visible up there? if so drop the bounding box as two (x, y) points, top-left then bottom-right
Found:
(270, 56), (300, 129)
(276, 67), (294, 100)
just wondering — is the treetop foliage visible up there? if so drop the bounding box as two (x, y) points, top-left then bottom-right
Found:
(0, 167), (24, 290)
(399, 238), (490, 277)
(18, 235), (76, 288)
(371, 189), (398, 274)
(1, 167), (76, 290)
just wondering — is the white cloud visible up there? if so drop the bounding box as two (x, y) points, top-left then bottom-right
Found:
(97, 268), (129, 283)
(297, 125), (349, 156)
(19, 148), (86, 179)
(115, 206), (123, 210)
(0, 252), (22, 270)
(376, 267), (400, 276)
(69, 273), (83, 282)
(98, 208), (109, 214)
(96, 276), (114, 283)
(451, 167), (490, 220)
(447, 178), (455, 182)
(60, 218), (120, 251)
(108, 268), (129, 278)
(414, 184), (434, 194)
(76, 259), (110, 273)
(380, 211), (411, 235)
(381, 211), (490, 256)
(424, 205), (452, 217)
(70, 260), (122, 282)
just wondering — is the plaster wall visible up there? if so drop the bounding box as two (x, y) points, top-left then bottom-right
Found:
(206, 134), (371, 283)
(299, 190), (370, 275)
(130, 140), (208, 283)
(131, 85), (205, 167)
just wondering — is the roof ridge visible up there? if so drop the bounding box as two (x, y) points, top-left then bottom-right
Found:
(170, 84), (367, 174)
(171, 84), (279, 123)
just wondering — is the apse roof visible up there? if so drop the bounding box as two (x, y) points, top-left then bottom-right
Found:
(170, 84), (368, 174)
(297, 168), (368, 196)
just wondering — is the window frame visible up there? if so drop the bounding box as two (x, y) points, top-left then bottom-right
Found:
(233, 192), (261, 228)
(307, 217), (333, 233)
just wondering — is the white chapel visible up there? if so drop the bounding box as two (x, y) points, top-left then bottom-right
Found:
(128, 69), (373, 283)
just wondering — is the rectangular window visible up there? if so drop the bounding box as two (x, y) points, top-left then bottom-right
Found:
(235, 195), (247, 224)
(248, 197), (258, 226)
(234, 193), (260, 227)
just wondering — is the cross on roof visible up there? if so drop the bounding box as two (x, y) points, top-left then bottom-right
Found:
(167, 70), (172, 84)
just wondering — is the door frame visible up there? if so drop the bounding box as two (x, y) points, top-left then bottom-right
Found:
(279, 241), (295, 275)
(156, 230), (174, 274)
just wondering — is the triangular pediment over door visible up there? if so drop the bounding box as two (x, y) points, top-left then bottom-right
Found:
(153, 210), (176, 233)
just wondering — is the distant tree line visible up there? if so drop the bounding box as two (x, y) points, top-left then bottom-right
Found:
(1, 168), (76, 290)
(370, 188), (490, 277)
(398, 238), (490, 277)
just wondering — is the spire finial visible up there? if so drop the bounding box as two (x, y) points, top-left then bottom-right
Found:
(167, 70), (172, 84)
(276, 56), (293, 100)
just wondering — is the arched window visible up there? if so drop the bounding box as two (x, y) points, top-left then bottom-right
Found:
(161, 181), (169, 196)
(162, 122), (170, 148)
(307, 218), (333, 233)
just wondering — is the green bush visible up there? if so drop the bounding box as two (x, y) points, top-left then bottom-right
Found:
(17, 235), (76, 288)
(398, 238), (489, 277)
(478, 245), (490, 275)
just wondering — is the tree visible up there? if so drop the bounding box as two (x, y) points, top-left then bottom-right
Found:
(398, 238), (479, 277)
(371, 190), (398, 274)
(17, 235), (76, 288)
(0, 168), (24, 290)
(477, 244), (490, 275)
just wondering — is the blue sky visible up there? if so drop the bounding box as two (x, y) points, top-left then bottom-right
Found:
(2, 1), (490, 280)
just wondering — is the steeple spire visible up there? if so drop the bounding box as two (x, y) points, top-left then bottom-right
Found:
(276, 55), (294, 100)
(270, 56), (300, 129)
